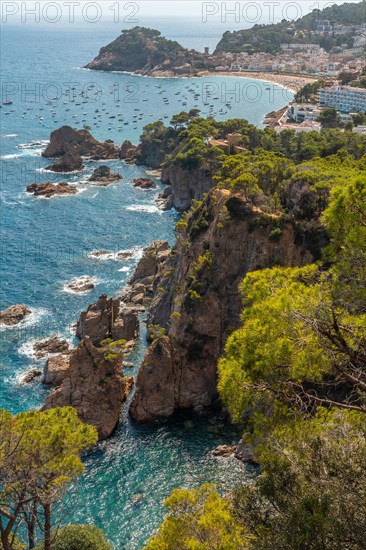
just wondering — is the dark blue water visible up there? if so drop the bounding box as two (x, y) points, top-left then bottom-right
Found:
(0, 20), (287, 548)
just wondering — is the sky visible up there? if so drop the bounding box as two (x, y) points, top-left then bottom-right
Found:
(1, 0), (362, 27)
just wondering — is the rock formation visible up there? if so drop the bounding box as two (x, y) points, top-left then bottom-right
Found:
(33, 336), (69, 359)
(42, 352), (71, 386)
(132, 178), (156, 189)
(76, 294), (139, 346)
(46, 151), (84, 173)
(130, 189), (325, 422)
(66, 277), (95, 293)
(88, 165), (122, 184)
(26, 182), (78, 198)
(19, 368), (42, 384)
(0, 304), (31, 326)
(161, 164), (214, 211)
(120, 140), (137, 161)
(43, 126), (119, 160)
(42, 337), (133, 440)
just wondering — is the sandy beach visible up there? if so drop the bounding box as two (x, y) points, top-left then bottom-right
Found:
(198, 71), (317, 92)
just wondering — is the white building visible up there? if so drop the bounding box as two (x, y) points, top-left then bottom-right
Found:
(276, 121), (322, 133)
(352, 125), (366, 135)
(318, 85), (366, 113)
(287, 103), (323, 123)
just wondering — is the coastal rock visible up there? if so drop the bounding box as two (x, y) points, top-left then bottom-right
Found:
(42, 353), (71, 386)
(88, 165), (122, 184)
(19, 368), (42, 385)
(129, 241), (170, 286)
(33, 336), (69, 359)
(46, 151), (84, 173)
(209, 444), (237, 458)
(130, 189), (322, 422)
(66, 276), (95, 293)
(42, 337), (134, 440)
(120, 140), (137, 160)
(42, 125), (119, 160)
(0, 304), (31, 326)
(26, 182), (78, 198)
(130, 336), (175, 421)
(156, 186), (173, 210)
(132, 178), (156, 189)
(76, 294), (139, 346)
(235, 438), (256, 463)
(161, 164), (214, 211)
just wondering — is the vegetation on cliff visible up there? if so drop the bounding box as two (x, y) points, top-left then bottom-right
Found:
(85, 27), (203, 75)
(141, 112), (366, 548)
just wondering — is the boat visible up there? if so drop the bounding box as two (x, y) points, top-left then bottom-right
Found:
(3, 100), (13, 105)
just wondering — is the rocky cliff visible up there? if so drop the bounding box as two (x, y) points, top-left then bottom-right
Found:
(42, 337), (133, 440)
(161, 164), (214, 211)
(130, 189), (325, 421)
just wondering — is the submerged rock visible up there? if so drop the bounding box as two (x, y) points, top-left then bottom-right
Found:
(42, 337), (133, 440)
(209, 444), (237, 458)
(26, 182), (77, 198)
(0, 304), (31, 326)
(65, 276), (95, 293)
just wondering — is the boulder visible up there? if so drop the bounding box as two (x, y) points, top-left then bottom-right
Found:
(26, 182), (78, 198)
(19, 368), (42, 384)
(0, 304), (31, 326)
(235, 438), (256, 463)
(46, 151), (84, 173)
(42, 353), (71, 386)
(42, 337), (134, 440)
(65, 276), (95, 293)
(76, 294), (139, 346)
(209, 444), (237, 458)
(33, 336), (69, 359)
(88, 165), (122, 184)
(132, 178), (156, 189)
(42, 125), (119, 160)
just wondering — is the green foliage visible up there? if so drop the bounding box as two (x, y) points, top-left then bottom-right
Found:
(0, 408), (97, 549)
(34, 524), (113, 550)
(144, 484), (252, 549)
(323, 175), (366, 306)
(233, 409), (366, 549)
(317, 108), (341, 128)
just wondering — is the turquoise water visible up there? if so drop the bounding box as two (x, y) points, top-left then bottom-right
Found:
(0, 21), (289, 548)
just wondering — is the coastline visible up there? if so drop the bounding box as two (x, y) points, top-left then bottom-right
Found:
(197, 70), (317, 93)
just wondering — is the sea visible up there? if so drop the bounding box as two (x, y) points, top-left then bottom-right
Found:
(0, 15), (292, 549)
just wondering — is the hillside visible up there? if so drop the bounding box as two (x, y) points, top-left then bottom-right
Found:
(214, 0), (366, 53)
(85, 27), (202, 75)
